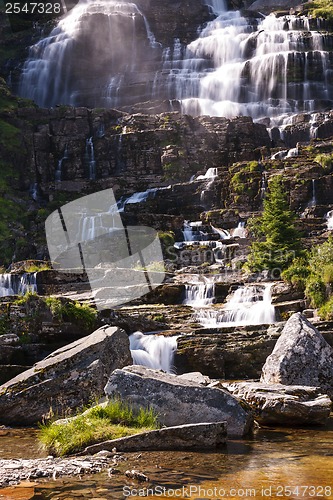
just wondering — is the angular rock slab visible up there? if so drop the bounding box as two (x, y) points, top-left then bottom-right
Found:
(104, 365), (253, 436)
(261, 313), (333, 399)
(0, 326), (132, 425)
(224, 381), (331, 426)
(83, 421), (227, 454)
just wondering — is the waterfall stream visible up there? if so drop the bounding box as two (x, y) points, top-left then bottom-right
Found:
(0, 273), (38, 297)
(129, 331), (177, 373)
(18, 0), (333, 128)
(194, 283), (276, 327)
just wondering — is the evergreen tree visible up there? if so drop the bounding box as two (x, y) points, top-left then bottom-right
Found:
(247, 175), (302, 273)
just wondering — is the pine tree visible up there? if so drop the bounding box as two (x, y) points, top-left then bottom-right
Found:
(247, 175), (301, 274)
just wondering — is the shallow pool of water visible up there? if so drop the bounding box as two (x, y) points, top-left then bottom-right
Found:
(0, 421), (332, 499)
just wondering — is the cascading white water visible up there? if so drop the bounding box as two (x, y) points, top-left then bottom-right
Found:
(85, 137), (96, 180)
(309, 178), (317, 207)
(0, 273), (38, 297)
(232, 222), (247, 238)
(196, 283), (275, 327)
(129, 331), (177, 373)
(125, 188), (158, 205)
(166, 10), (333, 130)
(19, 0), (160, 108)
(326, 210), (333, 230)
(55, 145), (69, 182)
(183, 276), (215, 306)
(211, 225), (230, 239)
(196, 167), (218, 180)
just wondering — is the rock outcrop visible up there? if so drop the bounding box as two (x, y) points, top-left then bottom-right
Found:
(0, 326), (132, 425)
(104, 365), (253, 436)
(261, 313), (333, 399)
(83, 421), (227, 454)
(224, 381), (332, 426)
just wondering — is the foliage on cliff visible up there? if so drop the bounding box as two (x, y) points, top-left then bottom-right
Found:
(283, 235), (333, 318)
(307, 0), (333, 21)
(246, 176), (302, 274)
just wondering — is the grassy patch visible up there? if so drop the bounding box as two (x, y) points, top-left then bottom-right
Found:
(307, 0), (333, 21)
(44, 297), (97, 329)
(39, 399), (160, 456)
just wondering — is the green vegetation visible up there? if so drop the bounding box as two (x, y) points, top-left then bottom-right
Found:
(246, 176), (302, 273)
(314, 153), (333, 172)
(307, 0), (333, 21)
(44, 297), (97, 329)
(39, 399), (160, 456)
(283, 235), (333, 314)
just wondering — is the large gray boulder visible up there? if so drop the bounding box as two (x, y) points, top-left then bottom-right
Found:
(261, 313), (333, 399)
(224, 381), (331, 426)
(0, 326), (132, 425)
(104, 365), (253, 436)
(83, 422), (227, 454)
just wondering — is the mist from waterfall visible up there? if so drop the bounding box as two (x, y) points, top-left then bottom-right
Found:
(129, 331), (177, 373)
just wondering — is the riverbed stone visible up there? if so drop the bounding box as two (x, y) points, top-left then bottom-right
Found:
(83, 421), (227, 454)
(0, 326), (132, 425)
(224, 381), (332, 426)
(104, 365), (253, 436)
(261, 313), (333, 399)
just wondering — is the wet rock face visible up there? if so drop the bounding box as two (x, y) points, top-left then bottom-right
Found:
(0, 326), (132, 425)
(261, 313), (333, 399)
(104, 365), (253, 436)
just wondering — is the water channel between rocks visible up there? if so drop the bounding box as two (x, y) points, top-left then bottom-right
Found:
(0, 422), (332, 499)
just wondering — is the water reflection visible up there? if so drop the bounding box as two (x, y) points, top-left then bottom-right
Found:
(0, 422), (332, 499)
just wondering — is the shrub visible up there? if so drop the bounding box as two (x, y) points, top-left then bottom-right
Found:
(281, 257), (310, 289)
(305, 276), (326, 308)
(314, 153), (333, 172)
(318, 296), (333, 320)
(307, 0), (333, 21)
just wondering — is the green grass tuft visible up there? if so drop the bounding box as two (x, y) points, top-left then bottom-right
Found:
(39, 399), (160, 456)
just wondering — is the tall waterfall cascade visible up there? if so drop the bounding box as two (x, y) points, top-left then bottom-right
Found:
(129, 331), (177, 373)
(18, 0), (333, 127)
(0, 273), (38, 297)
(195, 283), (276, 327)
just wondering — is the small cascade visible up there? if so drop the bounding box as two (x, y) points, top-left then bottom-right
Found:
(259, 172), (267, 200)
(183, 277), (215, 306)
(29, 182), (39, 202)
(129, 331), (177, 373)
(182, 221), (202, 242)
(211, 225), (230, 239)
(0, 273), (38, 297)
(286, 147), (299, 158)
(196, 284), (276, 327)
(85, 137), (96, 180)
(326, 210), (333, 230)
(125, 188), (158, 205)
(232, 222), (247, 238)
(55, 145), (68, 182)
(196, 167), (218, 180)
(309, 179), (317, 207)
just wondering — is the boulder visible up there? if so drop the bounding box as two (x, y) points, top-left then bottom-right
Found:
(224, 381), (331, 426)
(104, 365), (253, 436)
(0, 326), (132, 425)
(261, 313), (333, 399)
(83, 422), (227, 454)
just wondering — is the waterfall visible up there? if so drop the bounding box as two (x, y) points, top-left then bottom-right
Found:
(0, 273), (38, 297)
(196, 167), (218, 180)
(232, 222), (247, 238)
(195, 284), (275, 327)
(211, 225), (230, 239)
(168, 11), (333, 130)
(85, 137), (96, 180)
(326, 210), (333, 230)
(183, 277), (215, 306)
(309, 179), (317, 207)
(55, 145), (69, 182)
(19, 0), (160, 108)
(125, 188), (158, 205)
(129, 331), (177, 373)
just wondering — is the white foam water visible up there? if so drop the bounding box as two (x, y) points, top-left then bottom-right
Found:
(129, 331), (177, 373)
(0, 273), (38, 297)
